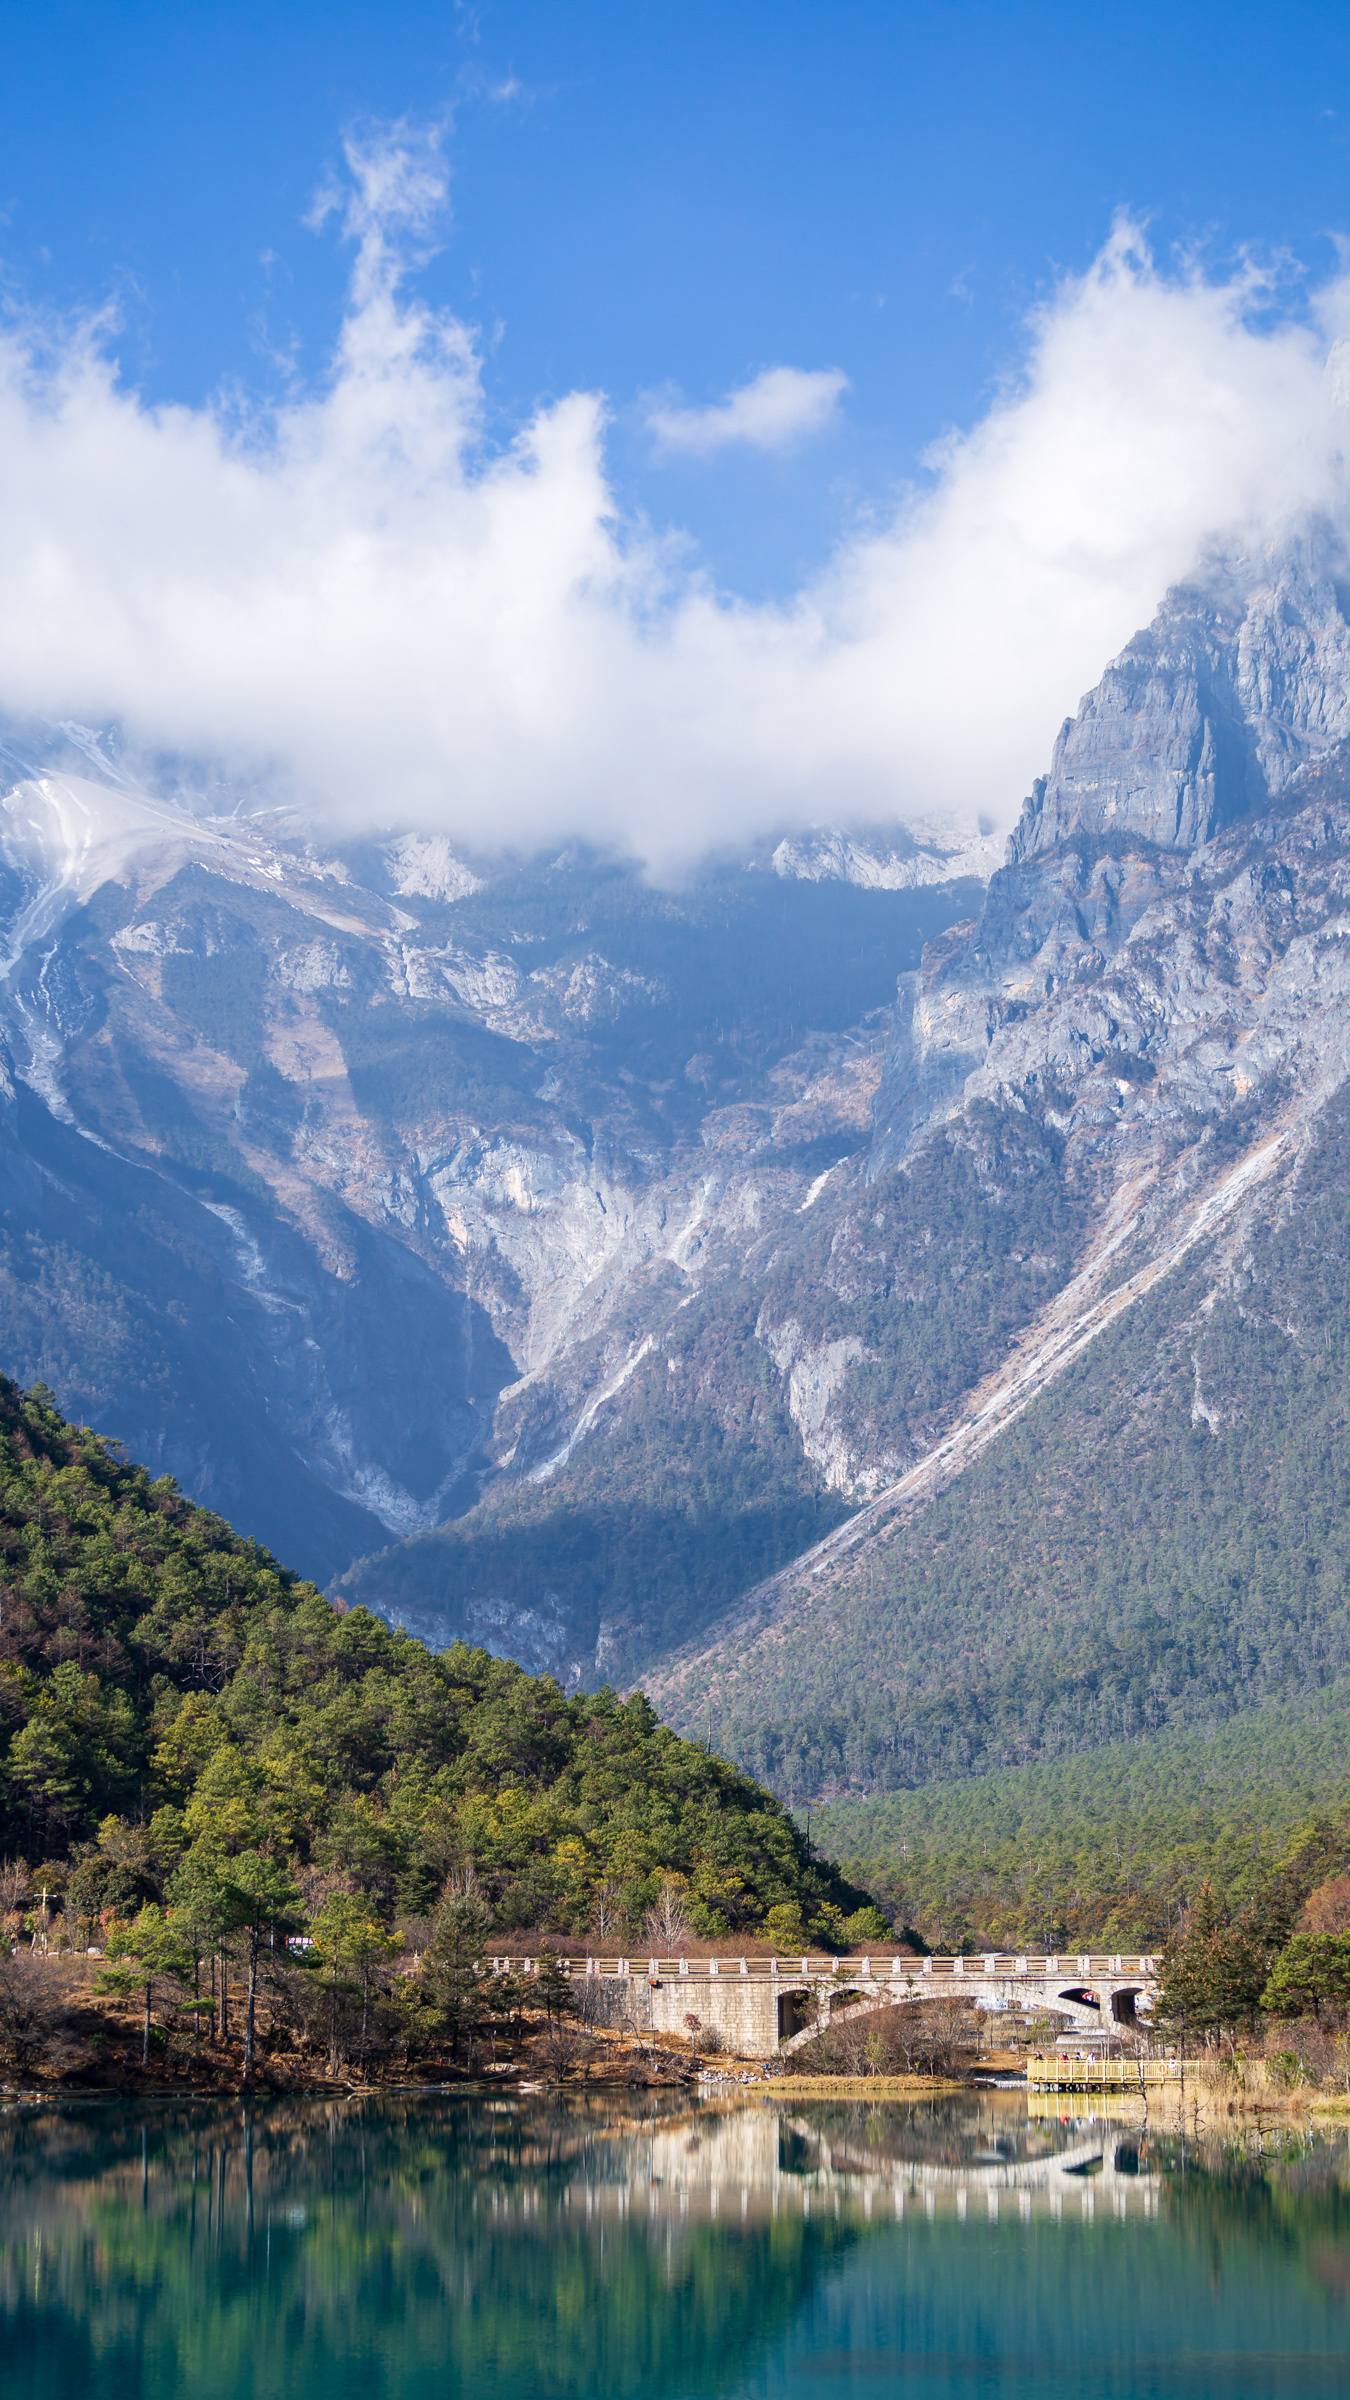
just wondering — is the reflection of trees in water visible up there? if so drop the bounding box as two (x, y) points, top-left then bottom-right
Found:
(0, 2096), (861, 2400)
(1145, 2131), (1350, 2304)
(0, 2096), (1346, 2398)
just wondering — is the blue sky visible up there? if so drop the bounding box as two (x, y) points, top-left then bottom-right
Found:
(8, 0), (1350, 597)
(5, 2), (1350, 866)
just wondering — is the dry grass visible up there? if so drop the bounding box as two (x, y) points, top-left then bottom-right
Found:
(758, 2074), (965, 2098)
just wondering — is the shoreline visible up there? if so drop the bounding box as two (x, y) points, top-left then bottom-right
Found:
(5, 2067), (1344, 2126)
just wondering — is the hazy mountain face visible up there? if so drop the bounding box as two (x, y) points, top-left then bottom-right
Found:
(343, 541), (1350, 1711)
(0, 721), (974, 1610)
(2, 537), (1347, 1794)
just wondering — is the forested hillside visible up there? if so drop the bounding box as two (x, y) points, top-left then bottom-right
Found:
(816, 1683), (1350, 1949)
(0, 1379), (874, 1948)
(655, 1082), (1350, 1799)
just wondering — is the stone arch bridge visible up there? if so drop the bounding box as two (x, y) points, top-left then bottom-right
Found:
(487, 1952), (1159, 2059)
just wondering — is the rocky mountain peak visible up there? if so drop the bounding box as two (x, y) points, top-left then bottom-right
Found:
(1009, 529), (1350, 864)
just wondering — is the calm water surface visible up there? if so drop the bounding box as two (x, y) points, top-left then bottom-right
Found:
(0, 2091), (1345, 2399)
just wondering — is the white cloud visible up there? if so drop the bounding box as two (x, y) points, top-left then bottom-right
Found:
(1, 138), (1349, 877)
(647, 365), (849, 456)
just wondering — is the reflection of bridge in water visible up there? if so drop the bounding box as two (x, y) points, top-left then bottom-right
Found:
(774, 2121), (1161, 2221)
(481, 2100), (1164, 2227)
(489, 1953), (1159, 2057)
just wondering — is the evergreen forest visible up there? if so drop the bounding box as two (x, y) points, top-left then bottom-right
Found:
(0, 1376), (877, 1965)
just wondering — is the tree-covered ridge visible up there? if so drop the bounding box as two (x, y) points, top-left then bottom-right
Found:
(815, 1683), (1350, 1949)
(0, 1378), (871, 1947)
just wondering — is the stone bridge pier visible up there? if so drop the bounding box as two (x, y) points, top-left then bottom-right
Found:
(490, 1952), (1160, 2059)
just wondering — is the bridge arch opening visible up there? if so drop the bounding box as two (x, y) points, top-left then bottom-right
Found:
(776, 1988), (812, 2043)
(824, 1986), (873, 2022)
(1109, 1987), (1144, 2029)
(1056, 1986), (1101, 2016)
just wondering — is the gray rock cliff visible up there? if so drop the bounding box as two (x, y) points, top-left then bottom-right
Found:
(1011, 536), (1350, 860)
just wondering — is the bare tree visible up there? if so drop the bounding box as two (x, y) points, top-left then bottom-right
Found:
(643, 1877), (693, 1952)
(571, 1974), (607, 2033)
(0, 1859), (31, 1948)
(1299, 1875), (1350, 1935)
(0, 1950), (69, 2077)
(535, 2017), (604, 2081)
(590, 1879), (624, 1943)
(882, 1999), (973, 2075)
(784, 1997), (973, 2080)
(0, 1860), (30, 1916)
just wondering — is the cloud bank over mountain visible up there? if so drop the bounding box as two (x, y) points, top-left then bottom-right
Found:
(3, 123), (1350, 873)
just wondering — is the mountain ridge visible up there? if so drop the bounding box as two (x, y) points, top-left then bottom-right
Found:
(647, 682), (1350, 1790)
(0, 721), (977, 1620)
(403, 545), (1349, 1699)
(1, 535), (1347, 1823)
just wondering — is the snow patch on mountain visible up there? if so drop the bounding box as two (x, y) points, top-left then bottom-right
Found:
(770, 824), (1002, 889)
(383, 833), (483, 902)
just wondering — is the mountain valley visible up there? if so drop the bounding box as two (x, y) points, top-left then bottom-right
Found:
(1, 535), (1347, 1867)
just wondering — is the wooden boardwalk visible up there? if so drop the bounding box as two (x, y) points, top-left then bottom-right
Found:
(1027, 2053), (1181, 2091)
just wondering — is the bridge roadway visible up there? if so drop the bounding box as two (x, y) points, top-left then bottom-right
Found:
(486, 1951), (1159, 2058)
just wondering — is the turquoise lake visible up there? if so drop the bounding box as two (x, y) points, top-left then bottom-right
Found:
(0, 2091), (1345, 2398)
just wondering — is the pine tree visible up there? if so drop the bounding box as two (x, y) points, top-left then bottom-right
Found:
(1262, 1932), (1350, 2021)
(1158, 1883), (1272, 2038)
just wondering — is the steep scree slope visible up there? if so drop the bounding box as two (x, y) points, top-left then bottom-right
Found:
(642, 550), (1350, 1782)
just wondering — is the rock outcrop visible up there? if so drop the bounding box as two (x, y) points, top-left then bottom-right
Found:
(1012, 537), (1350, 859)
